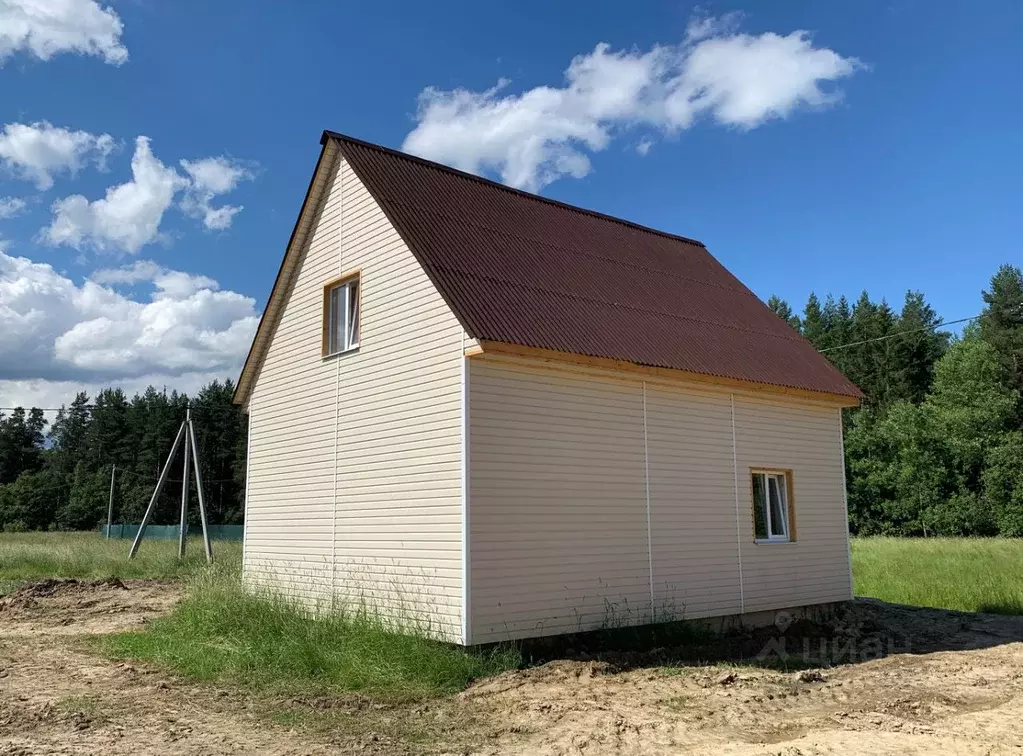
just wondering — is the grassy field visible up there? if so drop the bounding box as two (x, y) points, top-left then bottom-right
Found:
(852, 536), (1023, 614)
(0, 531), (242, 594)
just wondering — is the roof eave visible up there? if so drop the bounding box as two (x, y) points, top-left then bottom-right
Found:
(472, 340), (863, 408)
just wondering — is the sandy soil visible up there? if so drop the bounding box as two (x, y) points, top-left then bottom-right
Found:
(1, 580), (1023, 755)
(0, 579), (346, 755)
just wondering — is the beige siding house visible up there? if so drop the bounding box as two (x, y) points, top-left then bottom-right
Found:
(234, 132), (862, 645)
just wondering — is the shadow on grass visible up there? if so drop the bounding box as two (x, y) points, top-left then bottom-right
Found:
(505, 598), (1023, 673)
(975, 602), (1023, 615)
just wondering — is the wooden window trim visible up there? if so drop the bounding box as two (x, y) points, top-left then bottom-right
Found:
(750, 468), (796, 544)
(321, 270), (361, 358)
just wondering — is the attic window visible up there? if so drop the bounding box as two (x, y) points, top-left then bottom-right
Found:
(751, 470), (794, 543)
(323, 275), (360, 356)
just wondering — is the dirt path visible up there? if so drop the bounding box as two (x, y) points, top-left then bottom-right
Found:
(1, 580), (1023, 755)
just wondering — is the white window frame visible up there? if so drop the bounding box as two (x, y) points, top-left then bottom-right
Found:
(751, 470), (792, 543)
(324, 275), (360, 356)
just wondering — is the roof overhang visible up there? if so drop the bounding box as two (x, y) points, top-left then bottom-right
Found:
(469, 340), (862, 408)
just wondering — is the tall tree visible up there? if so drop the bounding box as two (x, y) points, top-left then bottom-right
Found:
(49, 392), (91, 475)
(191, 379), (247, 524)
(891, 291), (949, 405)
(84, 388), (132, 471)
(801, 293), (828, 349)
(845, 292), (897, 408)
(979, 264), (1023, 403)
(767, 295), (801, 330)
(0, 407), (47, 485)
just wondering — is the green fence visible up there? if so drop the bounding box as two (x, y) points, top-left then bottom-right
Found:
(99, 523), (244, 540)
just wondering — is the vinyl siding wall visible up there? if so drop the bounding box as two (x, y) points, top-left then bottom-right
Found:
(244, 153), (465, 641)
(468, 357), (851, 644)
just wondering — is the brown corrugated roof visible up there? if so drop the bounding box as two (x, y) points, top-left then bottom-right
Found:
(326, 132), (860, 400)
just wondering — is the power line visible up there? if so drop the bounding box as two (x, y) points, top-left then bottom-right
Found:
(819, 302), (1023, 354)
(0, 403), (244, 413)
(819, 315), (977, 354)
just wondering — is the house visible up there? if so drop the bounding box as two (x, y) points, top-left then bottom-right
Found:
(233, 131), (862, 645)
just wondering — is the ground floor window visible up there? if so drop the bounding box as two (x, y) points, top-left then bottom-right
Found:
(751, 470), (793, 542)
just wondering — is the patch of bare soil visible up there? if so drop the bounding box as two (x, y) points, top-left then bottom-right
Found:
(464, 601), (1023, 755)
(2, 579), (1023, 755)
(0, 579), (351, 755)
(0, 578), (180, 636)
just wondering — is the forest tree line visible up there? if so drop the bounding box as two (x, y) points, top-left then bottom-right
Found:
(768, 263), (1023, 536)
(0, 380), (246, 531)
(1, 265), (1021, 536)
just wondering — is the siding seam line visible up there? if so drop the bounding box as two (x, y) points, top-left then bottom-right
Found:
(331, 160), (343, 605)
(643, 381), (653, 613)
(730, 393), (745, 614)
(242, 409), (252, 580)
(837, 408), (853, 599)
(461, 334), (471, 645)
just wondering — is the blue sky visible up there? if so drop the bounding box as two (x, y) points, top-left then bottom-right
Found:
(1, 0), (1021, 409)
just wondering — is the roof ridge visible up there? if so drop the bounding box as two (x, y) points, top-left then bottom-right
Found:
(322, 130), (708, 249)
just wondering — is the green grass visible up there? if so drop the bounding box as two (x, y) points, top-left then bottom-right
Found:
(852, 536), (1023, 614)
(0, 531), (242, 594)
(102, 566), (521, 702)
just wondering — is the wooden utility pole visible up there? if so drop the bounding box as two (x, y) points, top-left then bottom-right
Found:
(106, 464), (116, 539)
(179, 407), (192, 558)
(129, 408), (213, 562)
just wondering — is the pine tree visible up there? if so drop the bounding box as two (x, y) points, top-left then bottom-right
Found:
(191, 379), (246, 525)
(766, 295), (801, 330)
(49, 392), (91, 475)
(801, 293), (828, 348)
(0, 407), (47, 484)
(84, 389), (131, 472)
(979, 264), (1023, 405)
(892, 291), (949, 405)
(846, 292), (897, 408)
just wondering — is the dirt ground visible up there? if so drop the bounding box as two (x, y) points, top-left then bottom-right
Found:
(1, 580), (1023, 755)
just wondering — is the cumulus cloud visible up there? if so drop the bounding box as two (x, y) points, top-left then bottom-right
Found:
(0, 196), (26, 218)
(0, 0), (127, 65)
(91, 259), (218, 299)
(179, 157), (254, 231)
(0, 121), (116, 190)
(40, 138), (255, 253)
(402, 14), (861, 191)
(41, 136), (185, 254)
(0, 249), (258, 384)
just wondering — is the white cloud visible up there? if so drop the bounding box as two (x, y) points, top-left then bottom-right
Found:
(179, 156), (254, 231)
(636, 139), (653, 156)
(0, 121), (116, 190)
(41, 136), (187, 254)
(0, 0), (127, 65)
(0, 249), (258, 385)
(0, 196), (26, 218)
(403, 15), (861, 191)
(91, 259), (218, 299)
(40, 138), (256, 253)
